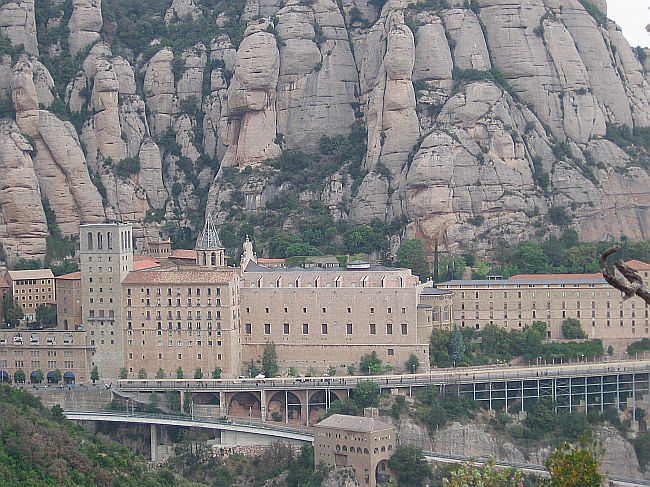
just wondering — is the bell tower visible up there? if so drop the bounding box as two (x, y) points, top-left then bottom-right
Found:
(196, 213), (225, 268)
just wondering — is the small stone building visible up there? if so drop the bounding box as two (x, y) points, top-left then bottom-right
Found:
(314, 409), (395, 487)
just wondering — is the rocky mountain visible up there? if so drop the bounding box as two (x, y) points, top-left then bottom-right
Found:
(0, 0), (649, 262)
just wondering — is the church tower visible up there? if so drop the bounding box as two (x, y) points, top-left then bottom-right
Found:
(196, 213), (225, 268)
(241, 235), (257, 270)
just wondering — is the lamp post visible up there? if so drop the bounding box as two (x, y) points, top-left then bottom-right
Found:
(191, 400), (194, 421)
(249, 406), (252, 425)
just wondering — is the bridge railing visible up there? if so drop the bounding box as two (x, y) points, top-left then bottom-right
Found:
(116, 361), (650, 391)
(64, 410), (314, 436)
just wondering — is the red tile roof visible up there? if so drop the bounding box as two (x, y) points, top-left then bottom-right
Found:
(625, 260), (650, 271)
(56, 272), (81, 280)
(122, 268), (236, 285)
(169, 249), (197, 260)
(510, 273), (602, 279)
(133, 260), (161, 271)
(134, 254), (162, 263)
(258, 258), (285, 264)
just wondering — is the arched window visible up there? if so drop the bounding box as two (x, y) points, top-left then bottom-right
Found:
(381, 446), (386, 452)
(107, 232), (113, 250)
(357, 447), (362, 453)
(364, 448), (369, 454)
(336, 445), (341, 451)
(202, 253), (207, 266)
(97, 232), (103, 250)
(63, 320), (68, 330)
(211, 252), (216, 266)
(374, 448), (379, 453)
(342, 446), (347, 452)
(388, 445), (392, 450)
(87, 232), (93, 250)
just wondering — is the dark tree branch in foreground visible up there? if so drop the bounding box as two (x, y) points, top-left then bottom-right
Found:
(600, 246), (650, 304)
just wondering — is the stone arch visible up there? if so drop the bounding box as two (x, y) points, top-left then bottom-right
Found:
(267, 391), (302, 424)
(87, 232), (93, 250)
(190, 392), (220, 406)
(376, 459), (391, 485)
(97, 232), (103, 249)
(307, 390), (343, 425)
(228, 392), (261, 419)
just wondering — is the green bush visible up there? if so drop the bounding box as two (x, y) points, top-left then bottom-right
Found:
(562, 318), (587, 339)
(114, 157), (140, 178)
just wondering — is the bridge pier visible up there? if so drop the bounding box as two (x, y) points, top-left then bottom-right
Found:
(220, 391), (226, 416)
(180, 390), (185, 412)
(151, 424), (157, 462)
(260, 389), (267, 421)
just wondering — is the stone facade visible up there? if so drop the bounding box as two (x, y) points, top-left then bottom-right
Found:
(6, 269), (55, 321)
(0, 329), (91, 383)
(121, 267), (241, 379)
(417, 287), (454, 336)
(56, 271), (82, 330)
(240, 263), (429, 375)
(315, 409), (395, 487)
(437, 261), (650, 347)
(80, 223), (133, 379)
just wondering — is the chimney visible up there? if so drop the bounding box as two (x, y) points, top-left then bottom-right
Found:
(364, 407), (379, 419)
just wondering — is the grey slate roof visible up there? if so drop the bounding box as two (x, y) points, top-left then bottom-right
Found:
(421, 287), (454, 295)
(438, 277), (607, 286)
(315, 414), (394, 433)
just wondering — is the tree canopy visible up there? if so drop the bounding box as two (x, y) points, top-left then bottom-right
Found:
(397, 238), (430, 280)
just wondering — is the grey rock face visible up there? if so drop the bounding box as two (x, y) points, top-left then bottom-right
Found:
(69, 0), (103, 56)
(0, 0), (38, 56)
(1, 0), (650, 260)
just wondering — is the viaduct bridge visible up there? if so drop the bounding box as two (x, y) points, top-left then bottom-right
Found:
(64, 410), (313, 462)
(116, 360), (650, 425)
(61, 410), (650, 486)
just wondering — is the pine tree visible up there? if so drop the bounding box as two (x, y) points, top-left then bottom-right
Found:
(449, 328), (466, 365)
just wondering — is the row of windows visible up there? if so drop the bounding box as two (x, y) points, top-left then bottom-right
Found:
(14, 280), (51, 285)
(127, 310), (222, 320)
(127, 298), (222, 308)
(246, 307), (408, 314)
(89, 310), (116, 318)
(126, 352), (220, 363)
(462, 301), (645, 310)
(127, 321), (220, 331)
(86, 229), (131, 251)
(461, 289), (649, 302)
(333, 444), (392, 454)
(127, 288), (222, 297)
(465, 309), (650, 320)
(244, 323), (408, 336)
(127, 339), (219, 347)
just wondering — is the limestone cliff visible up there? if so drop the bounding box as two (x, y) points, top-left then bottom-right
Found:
(0, 0), (648, 260)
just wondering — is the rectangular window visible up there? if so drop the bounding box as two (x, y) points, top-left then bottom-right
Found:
(401, 323), (408, 335)
(386, 323), (393, 335)
(346, 323), (352, 335)
(387, 349), (394, 356)
(264, 323), (270, 334)
(370, 324), (376, 335)
(321, 323), (328, 334)
(283, 323), (289, 335)
(302, 323), (309, 335)
(245, 323), (251, 334)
